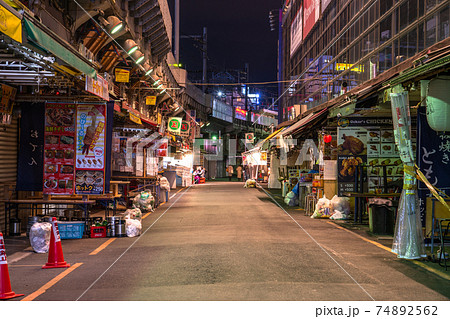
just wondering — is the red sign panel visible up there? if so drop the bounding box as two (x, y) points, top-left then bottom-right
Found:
(303, 0), (319, 40)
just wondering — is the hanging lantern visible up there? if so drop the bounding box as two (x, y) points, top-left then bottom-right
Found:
(323, 134), (332, 143)
(426, 77), (450, 132)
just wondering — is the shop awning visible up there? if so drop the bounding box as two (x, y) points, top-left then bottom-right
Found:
(23, 18), (97, 79)
(263, 127), (284, 142)
(280, 108), (328, 138)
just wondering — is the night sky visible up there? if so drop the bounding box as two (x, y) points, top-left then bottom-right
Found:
(168, 0), (282, 88)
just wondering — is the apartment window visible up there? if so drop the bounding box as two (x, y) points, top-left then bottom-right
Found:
(426, 15), (437, 47)
(380, 0), (393, 16)
(438, 6), (450, 41)
(408, 28), (418, 58)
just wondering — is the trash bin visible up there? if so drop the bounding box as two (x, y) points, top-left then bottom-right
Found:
(9, 218), (22, 236)
(368, 198), (394, 235)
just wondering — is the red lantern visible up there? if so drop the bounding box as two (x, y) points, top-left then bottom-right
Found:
(324, 134), (332, 143)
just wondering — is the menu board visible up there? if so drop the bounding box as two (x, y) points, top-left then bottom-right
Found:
(43, 103), (76, 194)
(336, 117), (404, 195)
(75, 104), (106, 194)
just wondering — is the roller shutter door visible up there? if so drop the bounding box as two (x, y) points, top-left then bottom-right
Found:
(0, 118), (18, 233)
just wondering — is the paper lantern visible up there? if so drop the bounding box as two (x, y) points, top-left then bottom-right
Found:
(323, 134), (332, 143)
(426, 78), (450, 132)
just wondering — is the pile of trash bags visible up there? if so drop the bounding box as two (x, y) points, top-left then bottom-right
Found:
(244, 179), (257, 188)
(159, 176), (171, 192)
(124, 208), (142, 237)
(133, 191), (154, 212)
(311, 195), (350, 219)
(29, 222), (52, 253)
(284, 183), (299, 207)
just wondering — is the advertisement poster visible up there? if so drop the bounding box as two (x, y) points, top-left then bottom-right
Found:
(337, 117), (402, 195)
(75, 104), (106, 194)
(43, 103), (76, 195)
(303, 0), (320, 40)
(290, 7), (302, 57)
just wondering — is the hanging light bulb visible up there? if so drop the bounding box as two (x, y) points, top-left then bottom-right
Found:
(107, 16), (123, 34)
(124, 39), (139, 55)
(133, 50), (145, 64)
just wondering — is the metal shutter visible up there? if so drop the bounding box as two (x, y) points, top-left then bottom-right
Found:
(0, 118), (18, 233)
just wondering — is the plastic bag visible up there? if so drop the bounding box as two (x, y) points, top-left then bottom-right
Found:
(29, 222), (52, 253)
(311, 196), (332, 218)
(244, 179), (256, 188)
(284, 193), (298, 206)
(330, 210), (348, 220)
(330, 195), (350, 215)
(133, 191), (154, 212)
(126, 219), (142, 237)
(124, 207), (142, 221)
(292, 183), (299, 196)
(160, 177), (171, 192)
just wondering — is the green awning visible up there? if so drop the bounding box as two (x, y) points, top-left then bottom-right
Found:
(23, 18), (97, 79)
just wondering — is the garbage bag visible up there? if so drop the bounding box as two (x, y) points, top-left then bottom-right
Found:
(160, 177), (171, 192)
(286, 191), (296, 199)
(311, 196), (332, 218)
(126, 219), (142, 237)
(330, 195), (350, 215)
(133, 191), (154, 212)
(284, 194), (298, 206)
(292, 183), (299, 196)
(244, 179), (256, 188)
(29, 222), (52, 253)
(330, 210), (348, 220)
(124, 207), (142, 221)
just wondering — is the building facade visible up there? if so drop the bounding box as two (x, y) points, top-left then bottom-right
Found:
(281, 0), (450, 121)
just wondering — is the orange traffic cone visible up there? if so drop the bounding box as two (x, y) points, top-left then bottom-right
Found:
(0, 232), (24, 300)
(42, 217), (71, 269)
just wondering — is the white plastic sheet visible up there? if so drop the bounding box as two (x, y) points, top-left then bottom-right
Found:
(29, 222), (51, 253)
(390, 91), (426, 259)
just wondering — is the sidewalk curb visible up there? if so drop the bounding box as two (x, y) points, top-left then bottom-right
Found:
(260, 186), (450, 281)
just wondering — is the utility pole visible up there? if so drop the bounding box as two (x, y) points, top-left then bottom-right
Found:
(202, 27), (207, 93)
(175, 0), (180, 63)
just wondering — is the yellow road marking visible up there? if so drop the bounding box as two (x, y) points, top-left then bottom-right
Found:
(89, 238), (116, 255)
(327, 221), (395, 254)
(410, 260), (450, 281)
(327, 221), (450, 281)
(142, 212), (152, 219)
(21, 263), (83, 301)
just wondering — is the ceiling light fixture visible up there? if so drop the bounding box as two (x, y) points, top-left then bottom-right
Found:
(107, 16), (123, 34)
(124, 39), (139, 55)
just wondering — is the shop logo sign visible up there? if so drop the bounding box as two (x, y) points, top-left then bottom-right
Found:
(168, 117), (182, 134)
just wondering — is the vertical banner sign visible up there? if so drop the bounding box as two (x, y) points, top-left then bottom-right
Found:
(180, 121), (190, 137)
(75, 104), (106, 194)
(43, 103), (76, 195)
(417, 107), (450, 224)
(85, 74), (109, 101)
(0, 4), (22, 43)
(168, 117), (182, 135)
(290, 7), (302, 57)
(0, 83), (17, 114)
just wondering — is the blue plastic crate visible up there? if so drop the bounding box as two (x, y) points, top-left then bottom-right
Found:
(57, 221), (85, 239)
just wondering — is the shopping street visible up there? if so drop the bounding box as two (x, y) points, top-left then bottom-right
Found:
(3, 182), (449, 301)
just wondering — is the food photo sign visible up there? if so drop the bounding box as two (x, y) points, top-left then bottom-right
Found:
(337, 117), (403, 195)
(43, 103), (76, 195)
(75, 104), (106, 194)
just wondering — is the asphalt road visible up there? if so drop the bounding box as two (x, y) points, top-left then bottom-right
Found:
(5, 182), (450, 301)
